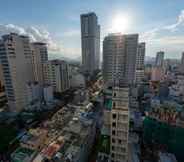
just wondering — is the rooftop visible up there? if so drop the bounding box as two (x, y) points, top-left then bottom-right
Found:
(11, 147), (35, 162)
(34, 99), (97, 161)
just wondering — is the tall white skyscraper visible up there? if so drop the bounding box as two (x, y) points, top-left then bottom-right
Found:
(155, 51), (164, 67)
(0, 33), (34, 112)
(81, 12), (100, 75)
(44, 60), (70, 93)
(31, 42), (48, 85)
(136, 42), (145, 83)
(103, 33), (138, 87)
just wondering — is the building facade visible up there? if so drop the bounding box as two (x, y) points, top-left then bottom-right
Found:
(0, 33), (34, 112)
(111, 87), (129, 162)
(155, 51), (164, 67)
(103, 33), (138, 87)
(136, 42), (145, 83)
(44, 60), (70, 93)
(179, 52), (184, 74)
(31, 42), (48, 85)
(81, 12), (100, 75)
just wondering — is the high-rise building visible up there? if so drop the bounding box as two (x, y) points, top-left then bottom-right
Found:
(31, 42), (48, 85)
(103, 33), (138, 87)
(181, 52), (184, 65)
(44, 60), (70, 93)
(136, 42), (145, 70)
(81, 12), (100, 75)
(102, 33), (138, 162)
(179, 52), (184, 74)
(155, 51), (164, 67)
(0, 33), (34, 112)
(136, 42), (145, 83)
(111, 86), (129, 162)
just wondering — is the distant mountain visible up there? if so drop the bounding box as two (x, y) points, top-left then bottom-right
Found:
(48, 53), (81, 63)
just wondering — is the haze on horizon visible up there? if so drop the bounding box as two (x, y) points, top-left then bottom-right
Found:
(0, 0), (184, 60)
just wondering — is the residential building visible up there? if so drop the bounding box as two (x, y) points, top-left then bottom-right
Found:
(11, 147), (36, 162)
(0, 63), (7, 108)
(179, 52), (184, 74)
(20, 128), (48, 151)
(0, 33), (34, 112)
(44, 60), (70, 93)
(155, 51), (164, 67)
(32, 99), (99, 162)
(31, 42), (48, 85)
(81, 12), (100, 75)
(70, 67), (85, 88)
(43, 85), (54, 103)
(136, 42), (145, 83)
(135, 69), (145, 83)
(26, 82), (42, 104)
(181, 52), (184, 65)
(136, 42), (145, 70)
(103, 33), (138, 87)
(110, 86), (129, 162)
(0, 63), (4, 90)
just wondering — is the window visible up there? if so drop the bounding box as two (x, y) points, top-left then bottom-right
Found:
(113, 102), (116, 107)
(112, 146), (115, 151)
(112, 130), (115, 135)
(114, 92), (116, 97)
(112, 113), (116, 119)
(118, 139), (122, 144)
(112, 138), (115, 143)
(112, 122), (116, 127)
(111, 153), (114, 158)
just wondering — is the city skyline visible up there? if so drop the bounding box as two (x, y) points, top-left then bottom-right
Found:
(0, 0), (184, 59)
(0, 1), (184, 161)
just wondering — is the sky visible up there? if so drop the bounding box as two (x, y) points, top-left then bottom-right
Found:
(0, 0), (184, 60)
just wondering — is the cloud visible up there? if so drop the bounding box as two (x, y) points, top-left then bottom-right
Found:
(164, 10), (184, 31)
(140, 28), (159, 42)
(141, 9), (184, 41)
(140, 9), (184, 58)
(0, 24), (81, 59)
(62, 29), (80, 37)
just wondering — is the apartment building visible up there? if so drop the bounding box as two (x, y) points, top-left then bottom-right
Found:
(110, 87), (129, 162)
(44, 60), (70, 93)
(0, 33), (34, 112)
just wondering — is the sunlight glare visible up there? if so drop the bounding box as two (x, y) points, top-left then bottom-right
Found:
(111, 14), (131, 33)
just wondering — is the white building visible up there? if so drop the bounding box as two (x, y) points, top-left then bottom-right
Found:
(0, 33), (34, 112)
(111, 87), (129, 162)
(103, 33), (138, 87)
(31, 42), (48, 85)
(44, 60), (70, 93)
(81, 12), (100, 75)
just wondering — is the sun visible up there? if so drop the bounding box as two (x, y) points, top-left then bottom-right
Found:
(111, 14), (130, 33)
